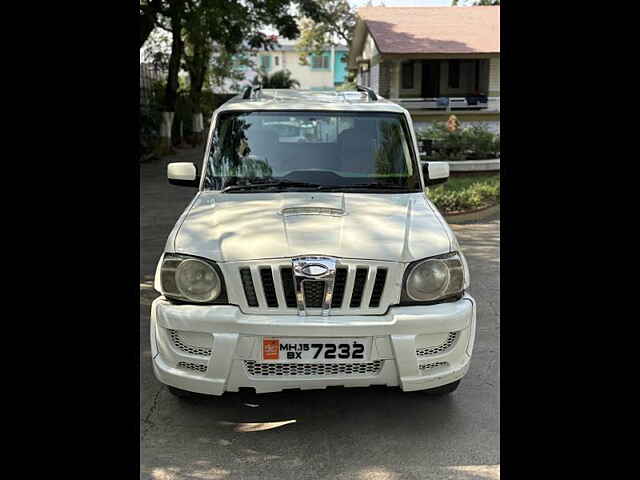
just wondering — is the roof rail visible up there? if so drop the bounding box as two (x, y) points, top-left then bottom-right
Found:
(241, 84), (263, 100)
(356, 85), (378, 101)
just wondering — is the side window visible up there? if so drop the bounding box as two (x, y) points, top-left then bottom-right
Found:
(274, 56), (279, 67)
(311, 54), (329, 69)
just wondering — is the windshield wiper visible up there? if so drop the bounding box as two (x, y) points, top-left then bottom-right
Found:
(221, 179), (323, 193)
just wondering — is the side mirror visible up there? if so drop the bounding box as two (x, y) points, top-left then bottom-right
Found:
(168, 162), (199, 187)
(422, 161), (449, 186)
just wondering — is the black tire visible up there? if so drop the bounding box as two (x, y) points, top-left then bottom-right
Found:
(167, 385), (204, 400)
(422, 380), (460, 396)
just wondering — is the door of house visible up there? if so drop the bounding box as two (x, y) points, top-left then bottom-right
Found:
(421, 60), (440, 98)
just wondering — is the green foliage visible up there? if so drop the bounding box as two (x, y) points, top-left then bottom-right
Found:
(296, 0), (356, 65)
(417, 122), (500, 161)
(253, 69), (300, 89)
(336, 80), (356, 91)
(428, 174), (500, 213)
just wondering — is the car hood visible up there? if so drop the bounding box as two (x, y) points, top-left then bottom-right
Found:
(171, 191), (453, 263)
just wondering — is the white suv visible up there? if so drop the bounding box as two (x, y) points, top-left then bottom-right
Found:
(151, 87), (476, 398)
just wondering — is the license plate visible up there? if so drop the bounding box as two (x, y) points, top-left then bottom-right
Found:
(261, 337), (370, 363)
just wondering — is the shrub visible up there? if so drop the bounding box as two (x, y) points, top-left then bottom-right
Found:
(417, 122), (500, 161)
(428, 174), (500, 213)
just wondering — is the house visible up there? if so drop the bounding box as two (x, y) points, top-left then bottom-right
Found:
(218, 39), (349, 93)
(347, 6), (500, 133)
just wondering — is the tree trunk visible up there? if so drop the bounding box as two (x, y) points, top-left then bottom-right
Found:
(161, 1), (184, 151)
(160, 112), (175, 150)
(163, 3), (184, 114)
(187, 41), (210, 146)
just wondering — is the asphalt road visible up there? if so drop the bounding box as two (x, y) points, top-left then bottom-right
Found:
(140, 149), (500, 480)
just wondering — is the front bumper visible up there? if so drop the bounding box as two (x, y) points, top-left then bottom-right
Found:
(150, 294), (476, 395)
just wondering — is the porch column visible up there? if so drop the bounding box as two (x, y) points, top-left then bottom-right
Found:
(389, 60), (401, 99)
(488, 57), (500, 97)
(488, 56), (500, 111)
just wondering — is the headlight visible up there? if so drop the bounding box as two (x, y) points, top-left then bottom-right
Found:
(160, 254), (226, 303)
(403, 252), (467, 303)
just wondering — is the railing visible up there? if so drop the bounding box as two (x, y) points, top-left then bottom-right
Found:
(389, 96), (500, 112)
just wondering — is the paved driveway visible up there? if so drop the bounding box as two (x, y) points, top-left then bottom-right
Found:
(140, 151), (500, 480)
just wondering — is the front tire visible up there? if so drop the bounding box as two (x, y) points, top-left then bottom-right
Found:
(422, 380), (460, 396)
(167, 385), (204, 400)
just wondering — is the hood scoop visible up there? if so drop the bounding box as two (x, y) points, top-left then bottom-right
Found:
(281, 206), (345, 217)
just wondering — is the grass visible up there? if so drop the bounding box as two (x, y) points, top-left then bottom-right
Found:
(428, 173), (500, 213)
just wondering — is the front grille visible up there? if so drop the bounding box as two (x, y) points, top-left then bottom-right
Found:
(260, 268), (278, 307)
(331, 268), (348, 308)
(231, 260), (398, 315)
(350, 268), (369, 308)
(416, 332), (459, 357)
(280, 267), (297, 307)
(177, 362), (208, 373)
(369, 268), (387, 307)
(169, 330), (212, 357)
(240, 268), (258, 307)
(244, 360), (384, 377)
(303, 281), (325, 307)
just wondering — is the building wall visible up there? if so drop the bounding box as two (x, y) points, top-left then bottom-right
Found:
(255, 49), (347, 90)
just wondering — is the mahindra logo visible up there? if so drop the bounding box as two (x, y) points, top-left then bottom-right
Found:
(301, 264), (329, 277)
(292, 257), (337, 316)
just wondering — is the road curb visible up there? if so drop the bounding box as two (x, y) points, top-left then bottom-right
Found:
(444, 204), (500, 224)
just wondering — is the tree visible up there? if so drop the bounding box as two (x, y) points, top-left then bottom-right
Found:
(140, 0), (164, 49)
(253, 70), (300, 89)
(179, 0), (325, 145)
(295, 0), (356, 66)
(144, 0), (326, 151)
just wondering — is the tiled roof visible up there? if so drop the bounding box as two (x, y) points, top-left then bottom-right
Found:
(358, 6), (499, 54)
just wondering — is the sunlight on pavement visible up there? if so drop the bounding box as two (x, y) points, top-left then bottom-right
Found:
(151, 466), (230, 480)
(448, 464), (500, 479)
(357, 467), (401, 480)
(231, 419), (297, 432)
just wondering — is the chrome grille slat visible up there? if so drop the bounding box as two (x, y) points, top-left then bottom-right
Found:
(342, 264), (357, 309)
(251, 265), (269, 309)
(271, 265), (288, 309)
(361, 266), (378, 311)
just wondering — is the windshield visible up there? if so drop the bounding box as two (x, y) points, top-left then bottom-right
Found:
(203, 111), (421, 193)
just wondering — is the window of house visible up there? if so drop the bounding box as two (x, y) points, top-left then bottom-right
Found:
(274, 56), (279, 67)
(260, 55), (271, 71)
(448, 60), (460, 89)
(401, 61), (414, 89)
(311, 55), (330, 69)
